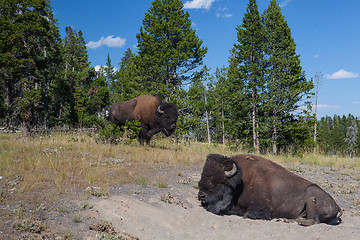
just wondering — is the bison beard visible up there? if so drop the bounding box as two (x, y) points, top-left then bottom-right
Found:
(198, 154), (342, 226)
(109, 95), (178, 145)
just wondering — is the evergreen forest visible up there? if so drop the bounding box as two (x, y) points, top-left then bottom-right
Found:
(1, 0), (359, 157)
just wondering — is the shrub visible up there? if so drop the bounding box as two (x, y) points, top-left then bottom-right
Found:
(97, 120), (141, 144)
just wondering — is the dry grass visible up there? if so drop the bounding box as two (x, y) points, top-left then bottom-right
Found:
(1, 131), (360, 239)
(267, 152), (360, 170)
(1, 131), (359, 204)
(0, 132), (234, 202)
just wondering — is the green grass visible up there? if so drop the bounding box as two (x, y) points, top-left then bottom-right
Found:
(155, 177), (168, 188)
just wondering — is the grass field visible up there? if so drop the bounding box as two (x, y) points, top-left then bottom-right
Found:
(0, 131), (232, 201)
(1, 131), (360, 238)
(1, 131), (359, 201)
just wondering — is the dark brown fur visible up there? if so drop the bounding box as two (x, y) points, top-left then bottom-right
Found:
(198, 154), (342, 226)
(109, 95), (178, 145)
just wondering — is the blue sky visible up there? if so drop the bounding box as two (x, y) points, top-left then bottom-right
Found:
(52, 0), (360, 119)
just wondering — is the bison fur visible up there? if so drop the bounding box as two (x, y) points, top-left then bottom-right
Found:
(109, 95), (178, 145)
(198, 154), (342, 226)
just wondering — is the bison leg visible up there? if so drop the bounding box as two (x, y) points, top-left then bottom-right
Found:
(295, 208), (319, 226)
(296, 218), (319, 226)
(243, 206), (272, 220)
(296, 185), (342, 226)
(138, 132), (146, 145)
(138, 136), (145, 145)
(138, 128), (151, 145)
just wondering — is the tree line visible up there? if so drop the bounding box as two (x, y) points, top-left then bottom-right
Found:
(1, 0), (359, 156)
(317, 114), (360, 157)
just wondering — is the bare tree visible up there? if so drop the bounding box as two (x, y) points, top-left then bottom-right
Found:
(345, 117), (358, 157)
(313, 72), (323, 152)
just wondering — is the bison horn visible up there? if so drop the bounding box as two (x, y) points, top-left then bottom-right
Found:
(224, 163), (237, 178)
(157, 105), (164, 114)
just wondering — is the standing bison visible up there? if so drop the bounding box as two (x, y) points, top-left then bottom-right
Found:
(109, 95), (178, 145)
(198, 154), (342, 226)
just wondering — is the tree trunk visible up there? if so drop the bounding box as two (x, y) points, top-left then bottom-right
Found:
(314, 72), (321, 152)
(205, 109), (211, 145)
(252, 108), (260, 153)
(44, 48), (49, 131)
(22, 111), (31, 137)
(222, 107), (225, 145)
(252, 89), (260, 154)
(204, 89), (211, 145)
(272, 124), (277, 154)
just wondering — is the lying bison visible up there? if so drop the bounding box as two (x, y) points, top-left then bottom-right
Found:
(109, 95), (178, 145)
(198, 154), (342, 226)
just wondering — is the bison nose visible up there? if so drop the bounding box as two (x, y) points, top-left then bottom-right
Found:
(198, 191), (208, 207)
(198, 191), (206, 201)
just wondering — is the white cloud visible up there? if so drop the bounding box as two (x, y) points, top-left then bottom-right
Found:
(87, 35), (126, 49)
(216, 7), (232, 18)
(353, 101), (360, 104)
(132, 44), (138, 50)
(314, 54), (319, 59)
(183, 0), (215, 10)
(94, 65), (102, 72)
(317, 104), (340, 109)
(279, 0), (293, 7)
(94, 65), (118, 73)
(324, 69), (359, 79)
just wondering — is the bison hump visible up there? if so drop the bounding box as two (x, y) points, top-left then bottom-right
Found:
(133, 95), (161, 125)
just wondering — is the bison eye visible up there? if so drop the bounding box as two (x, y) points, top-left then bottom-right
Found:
(206, 183), (215, 192)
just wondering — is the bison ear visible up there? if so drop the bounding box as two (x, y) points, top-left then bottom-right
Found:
(224, 163), (237, 178)
(157, 105), (164, 114)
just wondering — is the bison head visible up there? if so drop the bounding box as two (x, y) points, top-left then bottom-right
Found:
(155, 103), (179, 136)
(198, 154), (242, 215)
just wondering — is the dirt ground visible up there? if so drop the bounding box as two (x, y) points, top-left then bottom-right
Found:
(1, 162), (360, 240)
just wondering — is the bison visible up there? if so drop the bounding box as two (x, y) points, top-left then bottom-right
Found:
(109, 95), (178, 145)
(198, 154), (342, 226)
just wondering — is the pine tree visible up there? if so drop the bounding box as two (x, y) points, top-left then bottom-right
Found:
(262, 0), (313, 154)
(44, 19), (63, 130)
(61, 26), (94, 126)
(85, 70), (110, 125)
(136, 0), (207, 99)
(112, 48), (141, 103)
(0, 0), (62, 134)
(317, 114), (360, 156)
(317, 116), (333, 154)
(119, 48), (134, 71)
(96, 53), (116, 102)
(208, 66), (231, 145)
(184, 66), (213, 142)
(228, 0), (265, 153)
(105, 53), (115, 86)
